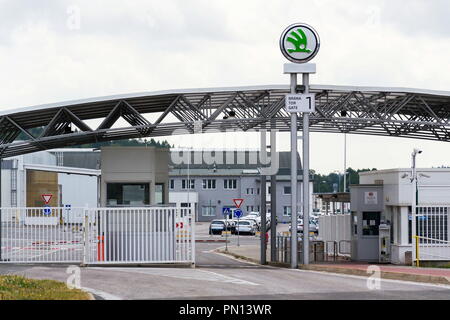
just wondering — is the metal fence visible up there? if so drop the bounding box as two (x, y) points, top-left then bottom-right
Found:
(416, 206), (450, 261)
(0, 206), (194, 265)
(275, 234), (325, 264)
(317, 214), (351, 257)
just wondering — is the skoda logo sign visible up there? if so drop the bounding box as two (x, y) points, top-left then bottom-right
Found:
(280, 23), (320, 63)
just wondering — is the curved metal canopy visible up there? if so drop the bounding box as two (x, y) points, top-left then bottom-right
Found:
(1, 84), (450, 158)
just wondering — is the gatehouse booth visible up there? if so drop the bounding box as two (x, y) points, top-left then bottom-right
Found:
(349, 185), (384, 262)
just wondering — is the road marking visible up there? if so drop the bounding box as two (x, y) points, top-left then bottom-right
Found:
(288, 268), (450, 290)
(88, 267), (259, 286)
(197, 269), (259, 286)
(82, 287), (123, 300)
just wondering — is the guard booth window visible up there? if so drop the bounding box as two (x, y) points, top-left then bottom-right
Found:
(155, 183), (164, 205)
(351, 211), (357, 235)
(362, 211), (380, 236)
(106, 183), (150, 206)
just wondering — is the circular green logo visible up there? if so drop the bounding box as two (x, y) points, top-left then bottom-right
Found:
(280, 23), (320, 63)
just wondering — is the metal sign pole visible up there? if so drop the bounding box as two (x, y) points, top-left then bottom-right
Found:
(290, 73), (298, 268)
(237, 216), (240, 247)
(280, 22), (320, 268)
(302, 72), (310, 265)
(260, 128), (267, 265)
(225, 211), (228, 252)
(411, 152), (417, 266)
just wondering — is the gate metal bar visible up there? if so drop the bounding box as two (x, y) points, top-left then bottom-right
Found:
(0, 207), (87, 263)
(416, 206), (450, 261)
(0, 206), (194, 265)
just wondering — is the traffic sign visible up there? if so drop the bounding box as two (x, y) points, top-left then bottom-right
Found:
(233, 198), (244, 208)
(279, 23), (320, 64)
(176, 222), (184, 229)
(222, 207), (231, 216)
(41, 194), (53, 205)
(234, 209), (243, 218)
(43, 205), (51, 216)
(285, 94), (315, 113)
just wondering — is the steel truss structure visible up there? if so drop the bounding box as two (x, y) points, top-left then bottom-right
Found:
(1, 84), (450, 158)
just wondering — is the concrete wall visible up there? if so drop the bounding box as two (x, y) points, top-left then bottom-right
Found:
(58, 173), (98, 208)
(100, 147), (169, 206)
(0, 169), (11, 207)
(359, 168), (450, 206)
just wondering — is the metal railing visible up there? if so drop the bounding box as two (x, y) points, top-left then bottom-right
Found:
(414, 235), (450, 266)
(414, 206), (450, 264)
(0, 206), (194, 265)
(275, 233), (325, 264)
(0, 207), (87, 263)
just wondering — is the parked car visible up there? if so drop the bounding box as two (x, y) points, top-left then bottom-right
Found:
(225, 219), (237, 233)
(288, 218), (319, 234)
(234, 219), (257, 235)
(240, 216), (261, 231)
(209, 219), (227, 235)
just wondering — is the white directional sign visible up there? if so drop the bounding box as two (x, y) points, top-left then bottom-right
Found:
(285, 94), (315, 113)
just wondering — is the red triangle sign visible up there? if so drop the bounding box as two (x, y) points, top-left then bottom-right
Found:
(41, 194), (53, 205)
(233, 198), (244, 208)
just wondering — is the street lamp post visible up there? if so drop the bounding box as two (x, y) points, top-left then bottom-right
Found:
(411, 148), (422, 267)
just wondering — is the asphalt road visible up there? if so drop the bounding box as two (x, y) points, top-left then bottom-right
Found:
(0, 222), (449, 300)
(1, 261), (449, 300)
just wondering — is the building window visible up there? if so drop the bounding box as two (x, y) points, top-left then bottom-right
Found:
(202, 206), (216, 216)
(283, 206), (292, 216)
(155, 183), (164, 205)
(169, 179), (174, 190)
(246, 205), (260, 212)
(106, 183), (150, 206)
(257, 188), (260, 195)
(202, 179), (216, 189)
(246, 188), (254, 195)
(182, 179), (195, 190)
(352, 211), (357, 235)
(362, 211), (380, 236)
(268, 186), (271, 194)
(224, 179), (237, 190)
(283, 186), (291, 195)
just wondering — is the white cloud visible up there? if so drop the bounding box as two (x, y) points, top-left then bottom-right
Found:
(0, 0), (449, 173)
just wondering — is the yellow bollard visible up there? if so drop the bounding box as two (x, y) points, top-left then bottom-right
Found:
(414, 235), (420, 267)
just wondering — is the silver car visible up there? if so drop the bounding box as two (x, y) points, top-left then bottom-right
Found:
(209, 220), (227, 235)
(235, 220), (257, 235)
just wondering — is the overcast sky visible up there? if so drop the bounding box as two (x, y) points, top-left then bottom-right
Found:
(1, 0), (450, 174)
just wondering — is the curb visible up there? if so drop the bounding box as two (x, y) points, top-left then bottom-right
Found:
(216, 249), (288, 268)
(216, 250), (450, 286)
(86, 292), (96, 300)
(300, 264), (450, 286)
(196, 239), (229, 243)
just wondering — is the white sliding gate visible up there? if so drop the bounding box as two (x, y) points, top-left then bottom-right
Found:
(416, 206), (450, 261)
(0, 207), (194, 265)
